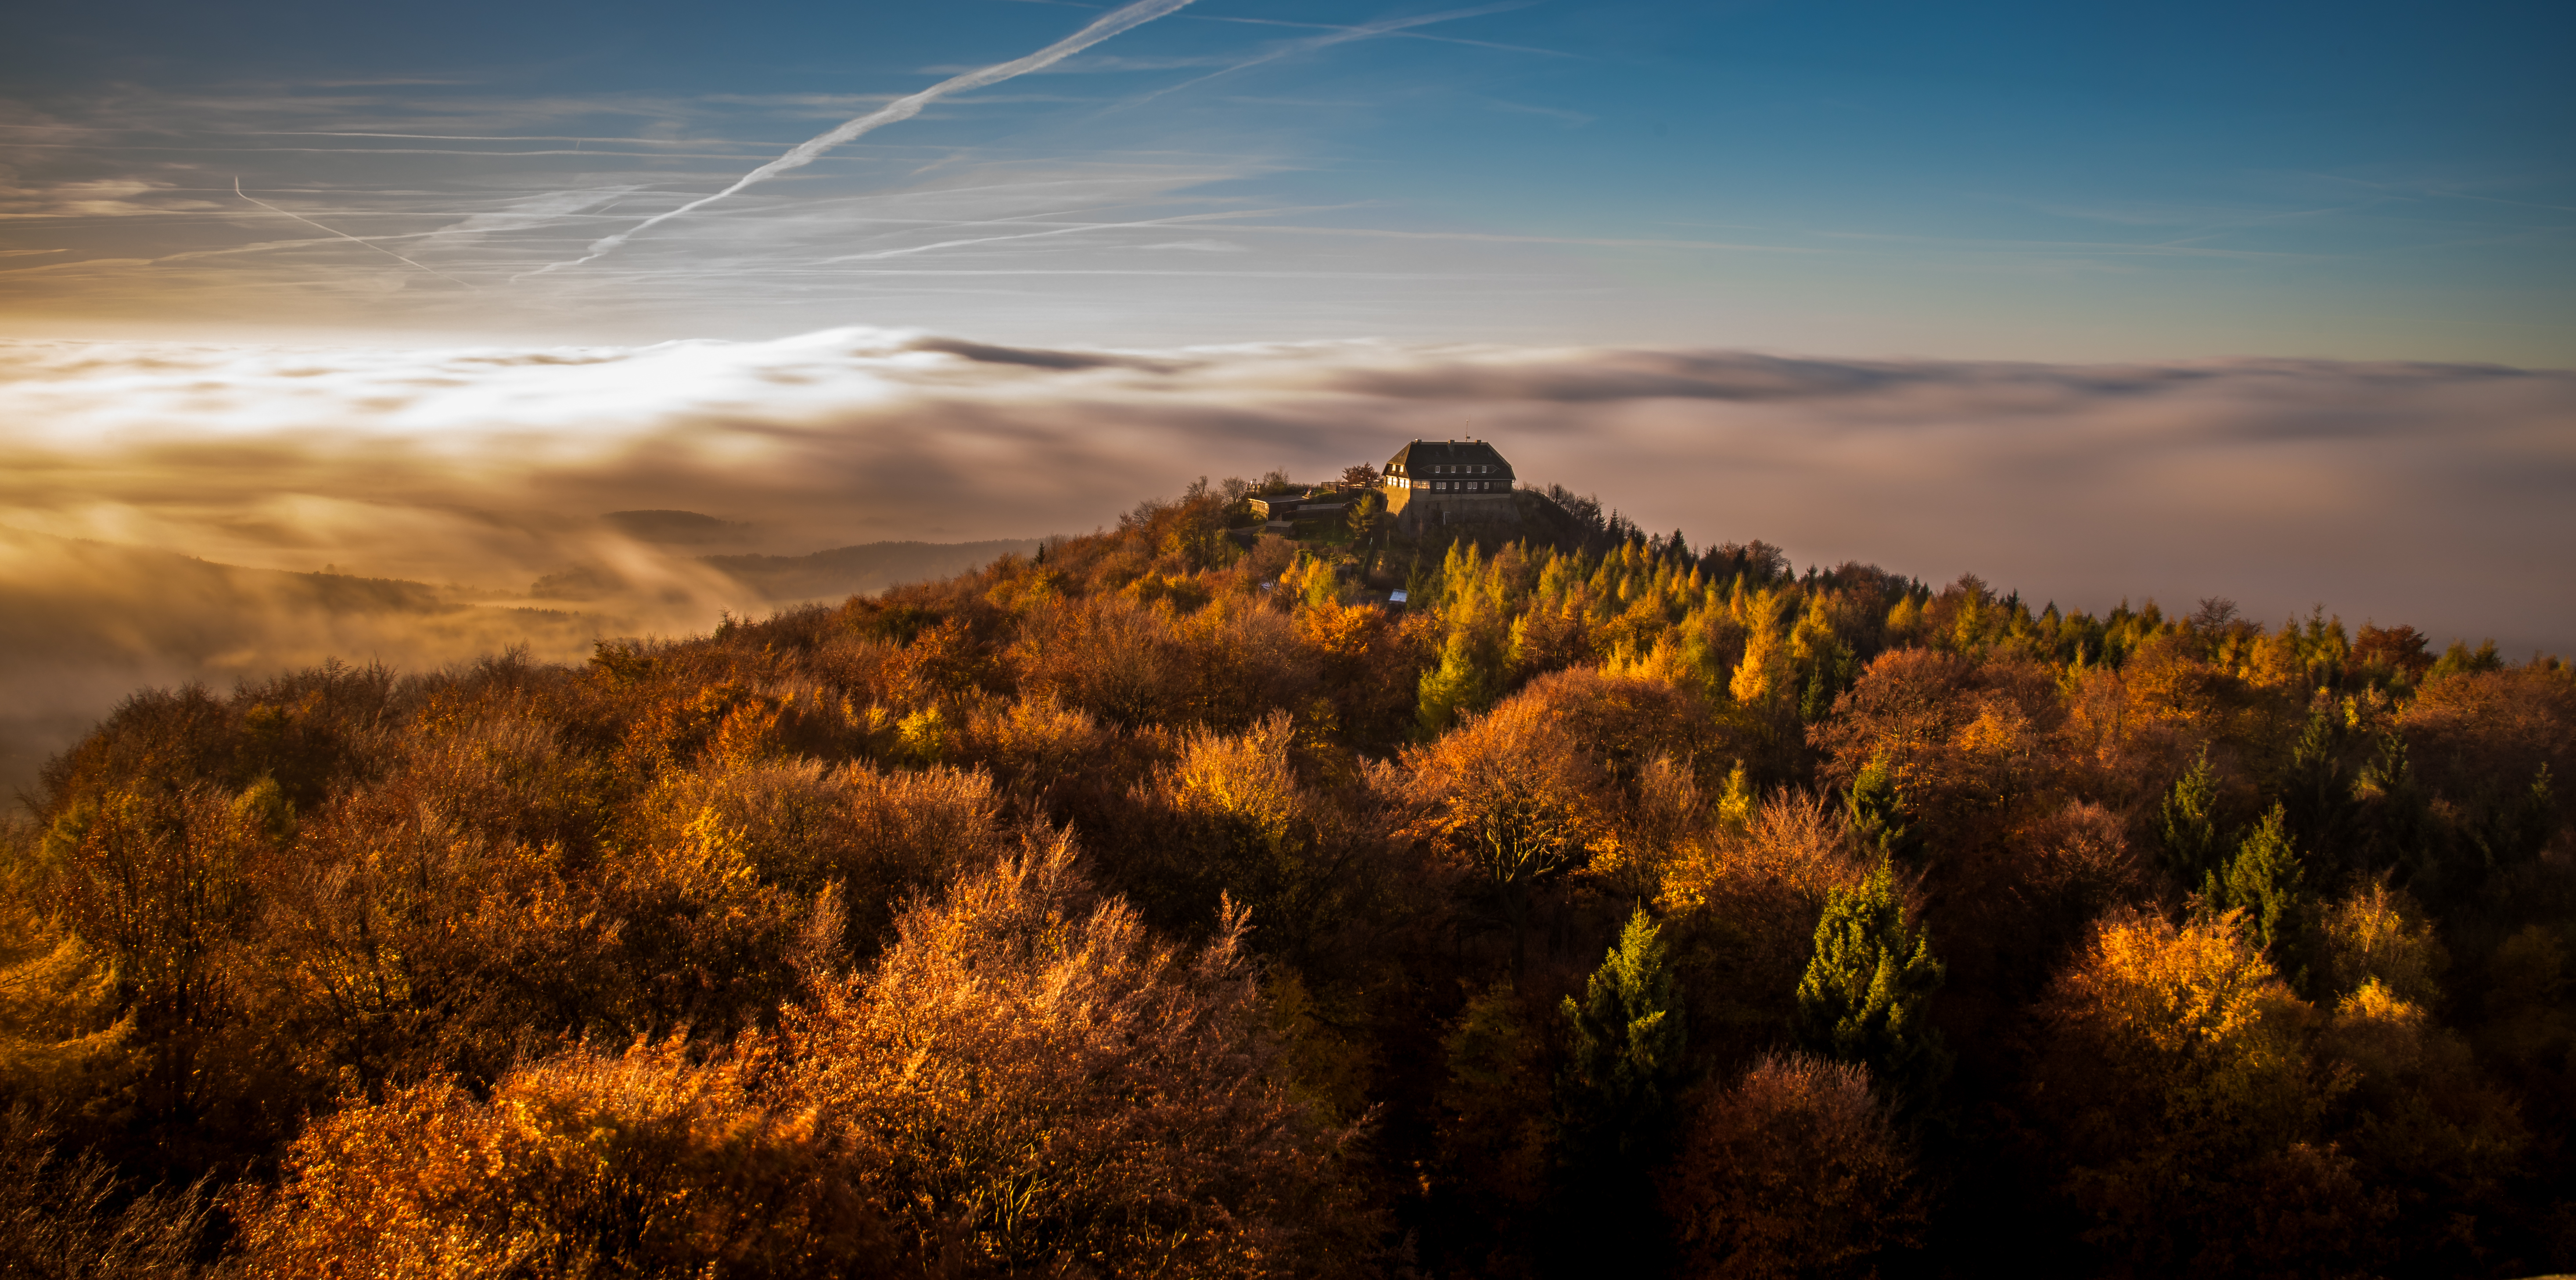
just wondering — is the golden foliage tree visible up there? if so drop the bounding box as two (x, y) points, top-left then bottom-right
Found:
(786, 839), (1380, 1277)
(231, 1034), (897, 1279)
(1406, 693), (1613, 973)
(2030, 907), (2387, 1275)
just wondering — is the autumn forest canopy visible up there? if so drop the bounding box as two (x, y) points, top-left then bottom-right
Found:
(3, 477), (2571, 1278)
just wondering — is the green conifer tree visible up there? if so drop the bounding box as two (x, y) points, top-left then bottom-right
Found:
(2158, 746), (2224, 886)
(2518, 764), (2557, 860)
(1796, 629), (1858, 724)
(2353, 730), (2437, 882)
(1346, 490), (1383, 550)
(1560, 909), (1688, 1162)
(1795, 857), (1949, 1111)
(2463, 763), (2556, 880)
(1845, 753), (1914, 861)
(1417, 631), (1495, 735)
(2205, 802), (2310, 984)
(1554, 912), (1689, 1280)
(2281, 706), (2357, 873)
(1716, 760), (1756, 838)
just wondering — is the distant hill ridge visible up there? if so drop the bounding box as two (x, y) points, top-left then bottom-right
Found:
(704, 539), (1040, 602)
(0, 526), (1038, 794)
(602, 509), (754, 545)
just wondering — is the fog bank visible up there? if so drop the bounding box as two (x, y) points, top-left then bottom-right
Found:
(3, 327), (2568, 793)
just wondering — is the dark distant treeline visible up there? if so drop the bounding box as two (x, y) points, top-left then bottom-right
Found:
(3, 482), (2569, 1278)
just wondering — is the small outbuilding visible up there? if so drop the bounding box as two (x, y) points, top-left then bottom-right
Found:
(1247, 490), (1354, 522)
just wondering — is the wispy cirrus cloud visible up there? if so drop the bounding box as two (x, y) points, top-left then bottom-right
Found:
(1176, 8), (1578, 59)
(0, 0), (1650, 346)
(523, 0), (1204, 277)
(1098, 3), (1535, 112)
(0, 70), (1418, 340)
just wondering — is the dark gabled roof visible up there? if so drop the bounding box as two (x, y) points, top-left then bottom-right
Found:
(1384, 439), (1514, 475)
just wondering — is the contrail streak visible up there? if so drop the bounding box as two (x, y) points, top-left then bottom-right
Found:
(1113, 3), (1527, 112)
(1186, 11), (1572, 59)
(234, 177), (475, 287)
(819, 208), (1279, 263)
(520, 0), (1198, 279)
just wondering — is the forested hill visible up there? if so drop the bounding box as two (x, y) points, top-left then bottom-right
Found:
(6, 482), (2571, 1278)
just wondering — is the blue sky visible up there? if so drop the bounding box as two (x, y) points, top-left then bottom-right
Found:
(2, 0), (2570, 361)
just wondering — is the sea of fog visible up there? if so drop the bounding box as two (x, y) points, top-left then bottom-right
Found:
(2, 326), (2568, 797)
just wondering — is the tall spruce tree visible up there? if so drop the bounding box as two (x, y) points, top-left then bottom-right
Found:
(1416, 631), (1496, 735)
(2465, 763), (2558, 879)
(1555, 909), (1688, 1275)
(2353, 730), (2437, 883)
(2208, 803), (2299, 942)
(1795, 857), (1949, 1111)
(2281, 706), (2358, 875)
(2158, 746), (2225, 886)
(1845, 753), (1915, 861)
(1716, 760), (1757, 837)
(2206, 802), (2310, 987)
(1560, 909), (1688, 1162)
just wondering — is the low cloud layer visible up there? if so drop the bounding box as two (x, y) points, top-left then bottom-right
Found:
(2, 327), (2569, 791)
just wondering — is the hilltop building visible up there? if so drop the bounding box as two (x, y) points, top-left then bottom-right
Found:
(1381, 438), (1518, 532)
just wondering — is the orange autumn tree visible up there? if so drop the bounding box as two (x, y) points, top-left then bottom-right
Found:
(234, 840), (1380, 1279)
(2030, 907), (2387, 1275)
